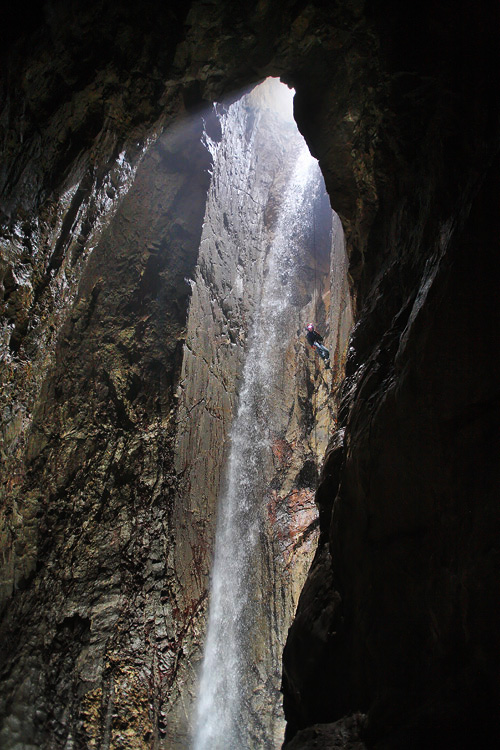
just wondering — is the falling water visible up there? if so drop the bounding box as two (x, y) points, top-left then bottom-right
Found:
(192, 134), (322, 750)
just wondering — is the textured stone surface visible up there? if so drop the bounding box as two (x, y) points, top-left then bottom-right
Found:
(171, 81), (345, 747)
(285, 714), (367, 750)
(1, 1), (499, 749)
(281, 2), (500, 748)
(0, 55), (350, 746)
(0, 111), (212, 749)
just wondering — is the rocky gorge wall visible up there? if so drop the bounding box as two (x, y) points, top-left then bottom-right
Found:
(1, 1), (499, 749)
(0, 103), (213, 748)
(0, 50), (350, 749)
(280, 3), (500, 749)
(163, 81), (348, 747)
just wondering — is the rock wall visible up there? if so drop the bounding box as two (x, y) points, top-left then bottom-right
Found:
(281, 2), (500, 749)
(0, 0), (196, 609)
(0, 1), (499, 749)
(171, 81), (347, 747)
(0, 42), (350, 748)
(0, 107), (212, 748)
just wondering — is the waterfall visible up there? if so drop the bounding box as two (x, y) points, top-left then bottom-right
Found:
(192, 132), (322, 750)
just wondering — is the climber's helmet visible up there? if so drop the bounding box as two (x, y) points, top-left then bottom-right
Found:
(306, 324), (314, 331)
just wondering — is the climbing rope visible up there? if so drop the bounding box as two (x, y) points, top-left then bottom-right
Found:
(313, 200), (318, 324)
(312, 201), (319, 464)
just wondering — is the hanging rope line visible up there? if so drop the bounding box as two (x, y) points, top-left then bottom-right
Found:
(312, 200), (319, 464)
(313, 201), (317, 322)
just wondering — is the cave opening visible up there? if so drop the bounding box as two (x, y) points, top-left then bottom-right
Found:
(179, 77), (352, 749)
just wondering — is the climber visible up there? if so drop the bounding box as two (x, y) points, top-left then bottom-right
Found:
(305, 323), (330, 368)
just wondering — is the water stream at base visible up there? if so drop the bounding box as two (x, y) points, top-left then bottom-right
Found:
(192, 136), (322, 750)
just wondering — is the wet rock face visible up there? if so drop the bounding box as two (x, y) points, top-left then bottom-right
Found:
(171, 84), (345, 747)
(0, 112), (213, 748)
(0, 0), (195, 609)
(1, 38), (349, 748)
(0, 0), (499, 749)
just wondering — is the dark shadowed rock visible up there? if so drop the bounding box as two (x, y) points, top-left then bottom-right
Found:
(285, 714), (367, 750)
(0, 1), (499, 748)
